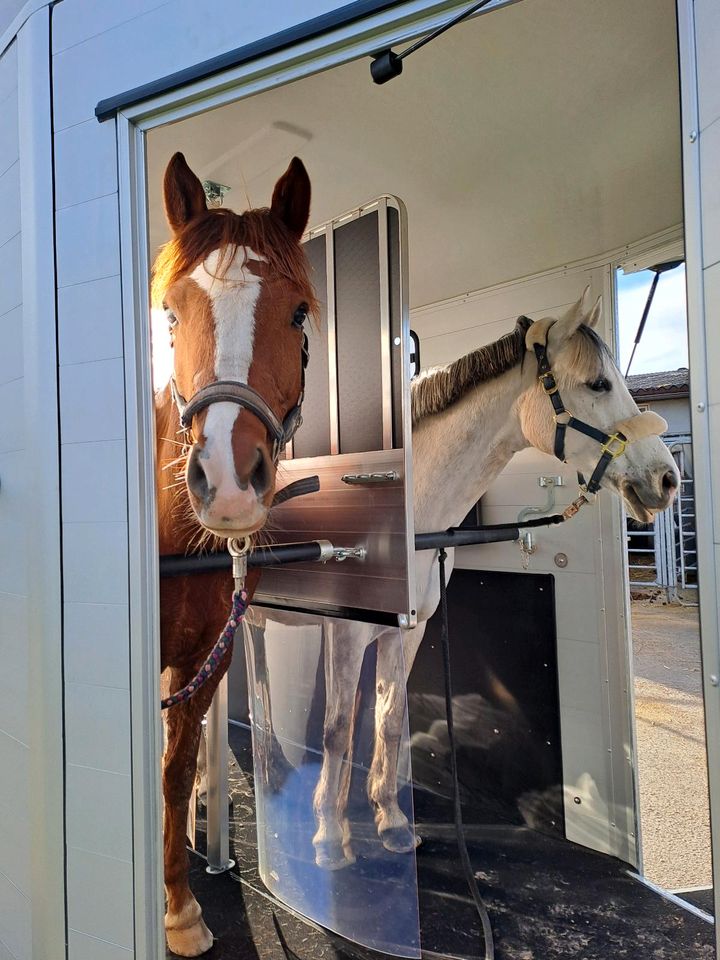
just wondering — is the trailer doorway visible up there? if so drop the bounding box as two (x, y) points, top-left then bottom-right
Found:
(137, 0), (715, 956)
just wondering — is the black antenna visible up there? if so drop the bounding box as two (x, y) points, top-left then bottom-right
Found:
(624, 259), (683, 378)
(371, 0), (495, 84)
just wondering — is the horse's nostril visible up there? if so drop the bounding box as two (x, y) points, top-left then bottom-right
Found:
(250, 446), (271, 498)
(187, 447), (210, 501)
(662, 470), (678, 493)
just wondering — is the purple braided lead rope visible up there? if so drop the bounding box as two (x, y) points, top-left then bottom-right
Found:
(161, 589), (249, 710)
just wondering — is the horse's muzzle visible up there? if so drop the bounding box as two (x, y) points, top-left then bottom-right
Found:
(185, 442), (272, 535)
(621, 465), (679, 522)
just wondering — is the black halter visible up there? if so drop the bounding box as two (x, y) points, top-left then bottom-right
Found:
(171, 332), (309, 463)
(533, 340), (627, 496)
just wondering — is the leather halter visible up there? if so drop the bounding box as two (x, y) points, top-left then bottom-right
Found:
(533, 339), (638, 496)
(170, 332), (309, 463)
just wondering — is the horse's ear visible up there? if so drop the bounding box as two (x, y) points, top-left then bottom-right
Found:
(587, 294), (603, 328)
(549, 285), (593, 345)
(271, 157), (311, 240)
(163, 152), (207, 234)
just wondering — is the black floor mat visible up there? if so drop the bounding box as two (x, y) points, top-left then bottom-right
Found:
(675, 888), (715, 916)
(167, 725), (715, 960)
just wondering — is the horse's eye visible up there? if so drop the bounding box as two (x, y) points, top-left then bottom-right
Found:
(292, 303), (308, 329)
(164, 304), (179, 329)
(588, 377), (611, 392)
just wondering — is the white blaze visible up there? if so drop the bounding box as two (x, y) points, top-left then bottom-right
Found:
(190, 247), (265, 481)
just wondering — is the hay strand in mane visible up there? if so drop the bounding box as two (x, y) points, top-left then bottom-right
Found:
(411, 316), (533, 424)
(151, 207), (317, 314)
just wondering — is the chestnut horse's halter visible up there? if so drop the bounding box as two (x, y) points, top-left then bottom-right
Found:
(161, 331), (309, 711)
(528, 322), (666, 517)
(170, 332), (309, 462)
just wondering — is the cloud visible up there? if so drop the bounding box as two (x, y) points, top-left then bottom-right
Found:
(618, 265), (688, 375)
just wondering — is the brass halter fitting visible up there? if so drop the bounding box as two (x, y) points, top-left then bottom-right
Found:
(599, 433), (628, 460)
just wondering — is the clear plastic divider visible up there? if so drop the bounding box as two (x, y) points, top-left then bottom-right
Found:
(243, 606), (421, 957)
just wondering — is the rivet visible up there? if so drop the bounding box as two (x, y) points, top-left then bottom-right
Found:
(710, 675), (719, 687)
(394, 336), (401, 346)
(697, 401), (706, 412)
(689, 130), (698, 143)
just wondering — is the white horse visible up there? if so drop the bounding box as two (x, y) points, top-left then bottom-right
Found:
(312, 289), (679, 868)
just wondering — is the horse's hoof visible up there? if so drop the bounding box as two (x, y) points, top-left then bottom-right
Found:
(380, 826), (421, 854)
(166, 917), (213, 957)
(314, 839), (355, 870)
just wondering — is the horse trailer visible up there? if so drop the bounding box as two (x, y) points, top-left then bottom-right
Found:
(1, 0), (719, 958)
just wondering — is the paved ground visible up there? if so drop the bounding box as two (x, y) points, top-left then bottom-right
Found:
(631, 599), (712, 891)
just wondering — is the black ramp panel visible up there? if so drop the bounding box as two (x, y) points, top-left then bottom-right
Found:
(409, 569), (563, 833)
(292, 232), (331, 459)
(335, 211), (383, 453)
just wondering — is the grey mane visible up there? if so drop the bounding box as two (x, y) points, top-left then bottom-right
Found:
(411, 316), (532, 424)
(411, 317), (612, 425)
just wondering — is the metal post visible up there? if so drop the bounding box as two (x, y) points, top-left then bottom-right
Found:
(655, 507), (678, 603)
(205, 674), (234, 874)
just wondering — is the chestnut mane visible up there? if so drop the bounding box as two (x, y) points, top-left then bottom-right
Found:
(151, 207), (317, 311)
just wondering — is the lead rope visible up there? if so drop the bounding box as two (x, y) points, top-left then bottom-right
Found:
(160, 588), (249, 710)
(438, 547), (495, 960)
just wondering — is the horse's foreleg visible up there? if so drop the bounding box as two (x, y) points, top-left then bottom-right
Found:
(312, 620), (369, 869)
(163, 664), (228, 957)
(368, 625), (426, 853)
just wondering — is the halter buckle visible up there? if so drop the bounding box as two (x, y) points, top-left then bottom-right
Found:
(539, 372), (559, 396)
(600, 433), (627, 459)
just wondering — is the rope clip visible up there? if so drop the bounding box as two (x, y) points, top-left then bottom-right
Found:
(562, 493), (591, 520)
(227, 536), (250, 589)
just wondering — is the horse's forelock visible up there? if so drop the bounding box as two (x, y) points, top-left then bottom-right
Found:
(151, 207), (316, 314)
(556, 323), (611, 384)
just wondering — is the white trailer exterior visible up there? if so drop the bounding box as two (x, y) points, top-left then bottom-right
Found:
(0, 1), (719, 958)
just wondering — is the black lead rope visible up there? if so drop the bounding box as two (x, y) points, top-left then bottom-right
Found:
(438, 547), (495, 960)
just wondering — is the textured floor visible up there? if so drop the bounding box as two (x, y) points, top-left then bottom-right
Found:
(167, 724), (716, 960)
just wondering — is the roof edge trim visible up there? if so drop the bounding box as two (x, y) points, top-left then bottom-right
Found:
(95, 0), (408, 121)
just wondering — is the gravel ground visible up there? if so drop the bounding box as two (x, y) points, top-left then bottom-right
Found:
(631, 599), (712, 891)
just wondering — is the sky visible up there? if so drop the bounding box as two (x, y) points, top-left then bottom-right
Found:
(616, 264), (688, 376)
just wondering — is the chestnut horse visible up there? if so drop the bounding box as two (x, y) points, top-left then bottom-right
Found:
(154, 153), (313, 956)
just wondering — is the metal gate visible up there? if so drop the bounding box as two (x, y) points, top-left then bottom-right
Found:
(626, 435), (697, 600)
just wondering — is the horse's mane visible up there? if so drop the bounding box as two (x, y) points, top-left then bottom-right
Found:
(411, 316), (533, 424)
(411, 316), (610, 424)
(151, 207), (317, 311)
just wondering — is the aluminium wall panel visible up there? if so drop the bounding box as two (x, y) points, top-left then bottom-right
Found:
(51, 4), (415, 955)
(0, 37), (30, 960)
(680, 0), (720, 944)
(51, 0), (343, 130)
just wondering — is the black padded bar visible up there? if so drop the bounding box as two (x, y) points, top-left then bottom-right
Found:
(415, 526), (520, 550)
(160, 541), (327, 578)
